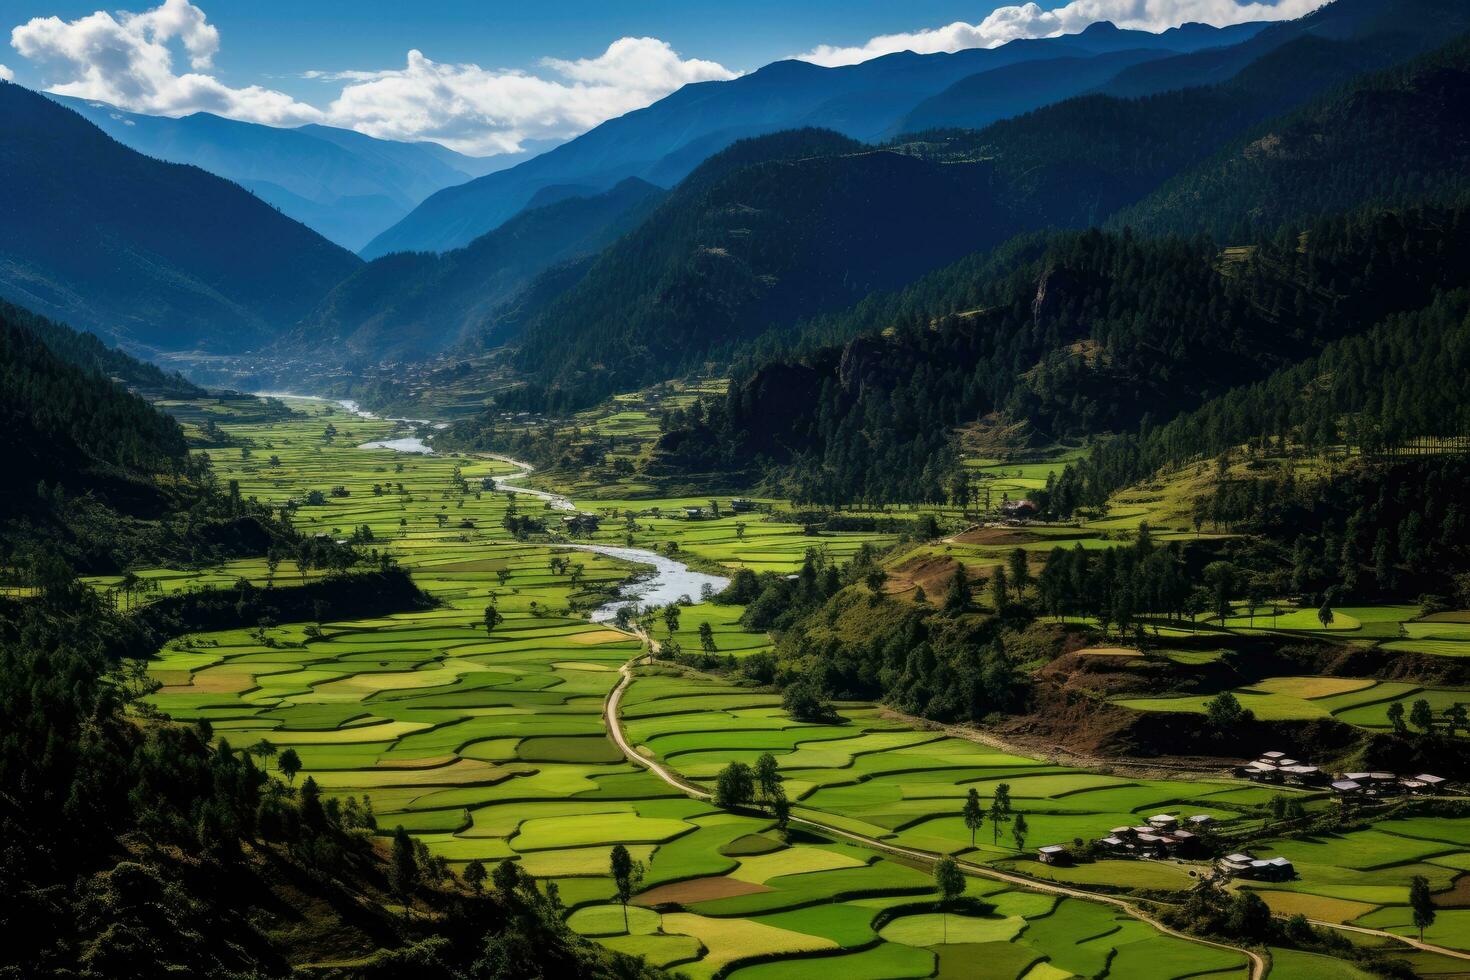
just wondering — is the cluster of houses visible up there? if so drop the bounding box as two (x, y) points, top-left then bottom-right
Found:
(1237, 749), (1449, 798)
(1235, 750), (1326, 786)
(1330, 771), (1448, 798)
(1094, 813), (1215, 859)
(681, 499), (756, 520)
(1039, 813), (1218, 865)
(1217, 852), (1296, 882)
(999, 498), (1039, 523)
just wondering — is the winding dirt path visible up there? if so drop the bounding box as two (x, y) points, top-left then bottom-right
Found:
(602, 656), (1268, 980)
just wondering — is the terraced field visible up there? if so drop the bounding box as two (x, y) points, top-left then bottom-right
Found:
(623, 669), (1268, 861)
(129, 397), (1270, 978)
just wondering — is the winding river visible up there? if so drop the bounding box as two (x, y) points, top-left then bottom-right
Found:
(259, 392), (730, 620)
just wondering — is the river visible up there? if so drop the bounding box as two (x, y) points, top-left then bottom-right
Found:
(289, 391), (729, 620)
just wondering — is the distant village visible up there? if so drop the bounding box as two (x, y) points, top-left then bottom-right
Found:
(1032, 749), (1453, 883)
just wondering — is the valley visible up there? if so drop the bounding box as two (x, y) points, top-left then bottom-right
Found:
(119, 396), (1470, 979)
(6, 1), (1470, 977)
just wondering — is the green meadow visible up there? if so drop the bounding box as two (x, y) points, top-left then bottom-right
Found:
(129, 396), (1464, 977)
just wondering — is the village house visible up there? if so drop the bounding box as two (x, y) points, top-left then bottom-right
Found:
(561, 513), (601, 535)
(1401, 773), (1447, 794)
(730, 498), (756, 513)
(1038, 844), (1071, 865)
(1094, 817), (1208, 858)
(1217, 853), (1296, 882)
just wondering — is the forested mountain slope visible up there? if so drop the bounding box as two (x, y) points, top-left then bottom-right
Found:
(650, 202), (1470, 504)
(0, 301), (190, 490)
(0, 83), (360, 355)
(1113, 34), (1470, 238)
(361, 21), (1260, 257)
(0, 299), (200, 398)
(1097, 0), (1469, 97)
(284, 177), (666, 360)
(502, 130), (1022, 409)
(491, 21), (1427, 411)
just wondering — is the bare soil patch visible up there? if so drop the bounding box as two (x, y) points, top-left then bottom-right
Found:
(636, 876), (771, 907)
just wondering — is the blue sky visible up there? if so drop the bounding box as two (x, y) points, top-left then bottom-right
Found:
(1, 0), (1323, 154)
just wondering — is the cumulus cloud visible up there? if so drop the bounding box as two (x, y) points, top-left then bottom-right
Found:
(0, 64), (12, 81)
(325, 38), (737, 155)
(9, 1), (735, 154)
(797, 0), (1327, 67)
(11, 0), (319, 124)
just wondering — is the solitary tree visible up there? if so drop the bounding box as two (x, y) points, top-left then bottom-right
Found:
(1410, 698), (1435, 734)
(755, 753), (782, 804)
(1007, 548), (1029, 601)
(699, 621), (717, 656)
(391, 826), (420, 914)
(249, 739), (278, 765)
(1410, 875), (1437, 940)
(962, 788), (984, 846)
(610, 843), (645, 932)
(464, 859), (487, 895)
(772, 791), (792, 835)
(492, 858), (522, 897)
(1317, 600), (1335, 629)
(990, 566), (1009, 611)
(1012, 812), (1029, 852)
(715, 762), (756, 808)
(483, 602), (503, 633)
(933, 856), (966, 944)
(989, 787), (1012, 846)
(278, 747), (302, 785)
(663, 604), (681, 637)
(1387, 700), (1407, 733)
(1205, 692), (1253, 731)
(944, 563), (970, 615)
(1446, 703), (1468, 737)
(865, 567), (887, 602)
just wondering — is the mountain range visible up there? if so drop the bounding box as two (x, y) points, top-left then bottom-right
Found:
(488, 0), (1463, 409)
(0, 0), (1465, 380)
(0, 82), (361, 354)
(52, 96), (523, 252)
(359, 20), (1266, 258)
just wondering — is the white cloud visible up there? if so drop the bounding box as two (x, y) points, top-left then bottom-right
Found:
(11, 0), (320, 124)
(325, 38), (737, 155)
(9, 1), (735, 155)
(797, 0), (1328, 67)
(0, 63), (12, 81)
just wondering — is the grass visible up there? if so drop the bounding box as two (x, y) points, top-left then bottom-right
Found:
(877, 912), (1025, 945)
(128, 396), (1435, 978)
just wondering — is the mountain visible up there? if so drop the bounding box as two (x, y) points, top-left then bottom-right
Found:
(500, 129), (1033, 409)
(287, 177), (666, 359)
(0, 298), (201, 398)
(360, 21), (1263, 258)
(51, 96), (512, 251)
(0, 298), (192, 546)
(636, 26), (1470, 502)
(655, 202), (1470, 505)
(0, 82), (361, 355)
(492, 19), (1428, 411)
(897, 47), (1176, 134)
(1113, 33), (1470, 238)
(1098, 0), (1470, 97)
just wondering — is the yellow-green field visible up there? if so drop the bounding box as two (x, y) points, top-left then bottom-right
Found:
(126, 396), (1466, 976)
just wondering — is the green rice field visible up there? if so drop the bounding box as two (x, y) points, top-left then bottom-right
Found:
(128, 397), (1462, 977)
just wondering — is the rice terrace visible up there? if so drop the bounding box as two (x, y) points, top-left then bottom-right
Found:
(7, 0), (1470, 977)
